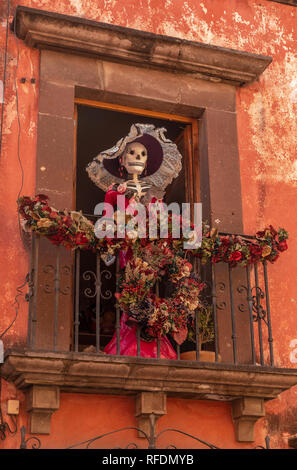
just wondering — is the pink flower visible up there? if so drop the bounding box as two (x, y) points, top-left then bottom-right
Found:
(117, 183), (127, 194)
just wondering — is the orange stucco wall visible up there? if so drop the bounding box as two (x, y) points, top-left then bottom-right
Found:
(0, 0), (296, 449)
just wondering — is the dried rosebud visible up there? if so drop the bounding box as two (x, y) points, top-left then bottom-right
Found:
(277, 240), (288, 252)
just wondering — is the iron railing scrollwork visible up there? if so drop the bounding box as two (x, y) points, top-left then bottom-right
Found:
(20, 414), (220, 449)
(43, 264), (71, 296)
(20, 426), (41, 449)
(26, 232), (275, 367)
(19, 415), (272, 450)
(82, 268), (113, 300)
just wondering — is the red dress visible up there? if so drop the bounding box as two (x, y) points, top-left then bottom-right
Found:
(105, 313), (177, 359)
(103, 187), (177, 359)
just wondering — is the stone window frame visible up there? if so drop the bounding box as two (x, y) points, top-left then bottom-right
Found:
(5, 6), (297, 441)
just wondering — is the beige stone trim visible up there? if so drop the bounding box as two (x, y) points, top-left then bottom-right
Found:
(135, 392), (166, 438)
(26, 385), (60, 434)
(232, 397), (265, 442)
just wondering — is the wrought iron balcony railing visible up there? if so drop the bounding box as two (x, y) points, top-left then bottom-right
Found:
(25, 231), (275, 368)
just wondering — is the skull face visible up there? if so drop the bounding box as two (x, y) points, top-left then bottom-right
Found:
(122, 142), (148, 176)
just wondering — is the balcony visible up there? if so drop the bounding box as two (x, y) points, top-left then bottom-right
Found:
(2, 229), (297, 441)
(19, 232), (281, 366)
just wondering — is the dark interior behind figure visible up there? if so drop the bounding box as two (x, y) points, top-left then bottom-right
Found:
(75, 105), (189, 354)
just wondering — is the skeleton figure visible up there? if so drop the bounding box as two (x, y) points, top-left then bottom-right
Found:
(86, 124), (183, 359)
(121, 142), (151, 199)
(86, 123), (183, 197)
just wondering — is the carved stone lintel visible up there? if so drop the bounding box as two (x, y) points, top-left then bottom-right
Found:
(135, 392), (166, 438)
(13, 6), (272, 87)
(232, 397), (265, 442)
(26, 385), (60, 434)
(268, 0), (297, 6)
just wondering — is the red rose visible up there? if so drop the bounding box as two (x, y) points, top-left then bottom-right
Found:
(75, 233), (89, 245)
(49, 233), (64, 245)
(256, 230), (266, 238)
(212, 253), (221, 263)
(277, 240), (288, 252)
(221, 237), (231, 247)
(269, 225), (278, 238)
(270, 253), (280, 263)
(249, 245), (263, 258)
(229, 251), (242, 262)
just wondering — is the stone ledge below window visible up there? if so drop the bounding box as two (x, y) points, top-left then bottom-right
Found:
(2, 350), (297, 441)
(2, 349), (297, 400)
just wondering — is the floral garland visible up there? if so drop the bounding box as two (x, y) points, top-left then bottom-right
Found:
(18, 194), (289, 266)
(114, 244), (205, 342)
(18, 194), (289, 342)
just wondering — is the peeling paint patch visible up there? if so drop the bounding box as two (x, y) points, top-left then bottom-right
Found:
(3, 97), (17, 135)
(246, 51), (297, 186)
(69, 0), (83, 15)
(193, 19), (214, 43)
(233, 12), (250, 26)
(200, 3), (207, 15)
(180, 2), (215, 43)
(158, 21), (184, 39)
(291, 161), (297, 179)
(290, 78), (297, 103)
(28, 121), (36, 138)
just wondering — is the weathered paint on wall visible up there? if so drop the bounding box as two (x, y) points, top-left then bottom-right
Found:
(0, 0), (296, 449)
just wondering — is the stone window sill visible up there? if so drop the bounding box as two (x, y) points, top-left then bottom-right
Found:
(14, 5), (272, 87)
(2, 349), (297, 400)
(2, 349), (297, 441)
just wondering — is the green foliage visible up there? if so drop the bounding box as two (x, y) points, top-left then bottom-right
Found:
(188, 304), (215, 346)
